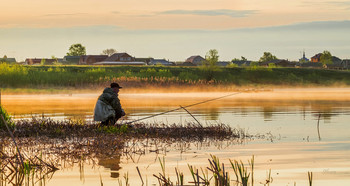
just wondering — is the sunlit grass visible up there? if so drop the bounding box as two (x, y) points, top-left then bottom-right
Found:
(1, 63), (349, 90)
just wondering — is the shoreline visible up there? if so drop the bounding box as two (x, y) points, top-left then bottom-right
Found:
(2, 87), (350, 104)
(1, 85), (350, 95)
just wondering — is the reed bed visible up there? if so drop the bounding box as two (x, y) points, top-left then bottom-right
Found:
(1, 118), (246, 141)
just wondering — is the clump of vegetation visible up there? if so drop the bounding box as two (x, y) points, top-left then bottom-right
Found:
(2, 117), (245, 141)
(0, 105), (13, 130)
(153, 155), (313, 186)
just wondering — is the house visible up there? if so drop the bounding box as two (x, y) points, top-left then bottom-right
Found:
(260, 59), (295, 67)
(78, 55), (108, 65)
(180, 61), (197, 66)
(63, 56), (81, 65)
(24, 58), (57, 65)
(324, 59), (349, 70)
(185, 55), (205, 66)
(135, 58), (154, 65)
(104, 53), (135, 62)
(94, 52), (146, 65)
(311, 53), (322, 62)
(342, 59), (350, 69)
(332, 56), (342, 64)
(217, 61), (232, 67)
(323, 63), (344, 70)
(0, 57), (16, 64)
(300, 62), (323, 68)
(149, 59), (175, 66)
(93, 61), (146, 65)
(232, 60), (252, 67)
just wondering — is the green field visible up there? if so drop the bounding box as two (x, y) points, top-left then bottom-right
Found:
(0, 63), (350, 90)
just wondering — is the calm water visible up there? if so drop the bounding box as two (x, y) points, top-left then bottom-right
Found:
(2, 88), (350, 185)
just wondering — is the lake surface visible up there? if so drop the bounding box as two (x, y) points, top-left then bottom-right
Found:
(2, 88), (350, 185)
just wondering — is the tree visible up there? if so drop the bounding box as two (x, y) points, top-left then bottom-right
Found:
(320, 50), (333, 64)
(0, 55), (7, 63)
(101, 48), (117, 56)
(203, 49), (219, 67)
(66, 43), (86, 56)
(51, 55), (61, 65)
(232, 56), (248, 62)
(201, 49), (220, 81)
(259, 52), (277, 63)
(40, 59), (47, 65)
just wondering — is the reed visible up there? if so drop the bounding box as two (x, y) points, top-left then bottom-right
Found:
(207, 154), (230, 186)
(265, 169), (272, 186)
(175, 167), (184, 186)
(100, 174), (103, 186)
(230, 158), (251, 186)
(188, 164), (200, 186)
(153, 157), (173, 186)
(124, 172), (129, 186)
(308, 171), (313, 186)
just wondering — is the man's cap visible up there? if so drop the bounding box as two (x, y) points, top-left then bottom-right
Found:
(110, 82), (122, 89)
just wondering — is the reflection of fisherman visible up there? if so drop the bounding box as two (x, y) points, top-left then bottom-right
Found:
(94, 83), (125, 126)
(98, 155), (122, 178)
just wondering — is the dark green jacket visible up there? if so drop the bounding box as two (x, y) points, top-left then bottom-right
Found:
(98, 88), (122, 115)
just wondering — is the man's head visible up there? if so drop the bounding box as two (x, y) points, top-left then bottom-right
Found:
(110, 82), (122, 94)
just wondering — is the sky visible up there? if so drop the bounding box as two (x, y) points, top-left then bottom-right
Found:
(1, 0), (350, 62)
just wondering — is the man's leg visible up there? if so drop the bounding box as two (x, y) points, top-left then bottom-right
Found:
(101, 116), (115, 126)
(115, 112), (122, 123)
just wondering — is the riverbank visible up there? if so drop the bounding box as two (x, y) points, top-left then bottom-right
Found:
(1, 84), (350, 95)
(1, 64), (350, 91)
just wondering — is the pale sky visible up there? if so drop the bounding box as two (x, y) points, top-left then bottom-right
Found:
(1, 0), (350, 61)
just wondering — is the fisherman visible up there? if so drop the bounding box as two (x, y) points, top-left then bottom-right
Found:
(94, 82), (125, 126)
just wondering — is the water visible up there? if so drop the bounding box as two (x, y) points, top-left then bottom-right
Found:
(1, 88), (350, 185)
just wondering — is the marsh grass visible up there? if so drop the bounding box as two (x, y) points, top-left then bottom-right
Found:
(175, 167), (184, 186)
(151, 155), (316, 186)
(1, 64), (349, 90)
(3, 117), (244, 141)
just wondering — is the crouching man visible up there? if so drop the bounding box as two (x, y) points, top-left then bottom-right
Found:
(94, 82), (125, 126)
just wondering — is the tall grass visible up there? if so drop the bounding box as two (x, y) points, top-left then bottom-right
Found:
(0, 63), (349, 89)
(152, 155), (316, 186)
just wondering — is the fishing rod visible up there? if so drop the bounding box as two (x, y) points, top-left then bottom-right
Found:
(124, 91), (243, 125)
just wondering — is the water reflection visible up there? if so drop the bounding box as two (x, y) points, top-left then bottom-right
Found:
(98, 154), (122, 178)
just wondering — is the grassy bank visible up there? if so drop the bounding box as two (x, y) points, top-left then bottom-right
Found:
(1, 63), (350, 91)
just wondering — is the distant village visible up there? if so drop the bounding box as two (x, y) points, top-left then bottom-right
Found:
(1, 51), (349, 70)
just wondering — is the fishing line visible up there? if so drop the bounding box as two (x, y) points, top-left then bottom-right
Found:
(124, 91), (243, 125)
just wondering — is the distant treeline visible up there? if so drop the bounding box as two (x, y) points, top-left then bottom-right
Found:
(0, 63), (349, 89)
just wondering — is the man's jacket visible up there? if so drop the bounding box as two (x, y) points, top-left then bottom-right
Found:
(93, 88), (122, 121)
